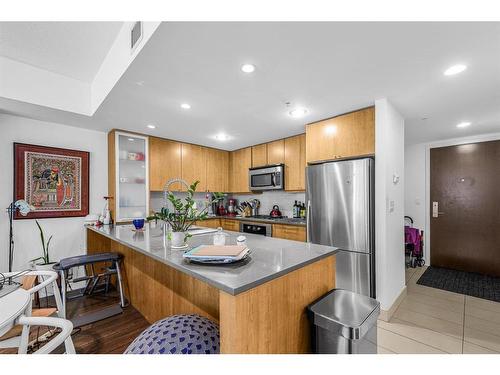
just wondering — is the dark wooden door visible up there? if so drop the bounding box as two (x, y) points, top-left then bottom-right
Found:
(430, 140), (500, 276)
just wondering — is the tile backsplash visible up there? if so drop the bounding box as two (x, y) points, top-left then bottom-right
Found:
(230, 191), (305, 218)
(150, 190), (305, 218)
(150, 191), (211, 213)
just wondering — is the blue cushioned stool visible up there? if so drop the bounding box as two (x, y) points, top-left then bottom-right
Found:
(124, 314), (220, 354)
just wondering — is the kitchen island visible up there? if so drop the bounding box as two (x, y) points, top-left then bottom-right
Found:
(86, 224), (337, 353)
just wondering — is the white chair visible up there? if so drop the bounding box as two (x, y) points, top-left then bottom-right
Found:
(17, 315), (75, 354)
(0, 270), (75, 353)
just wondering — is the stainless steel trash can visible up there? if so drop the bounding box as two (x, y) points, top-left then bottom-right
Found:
(308, 289), (380, 354)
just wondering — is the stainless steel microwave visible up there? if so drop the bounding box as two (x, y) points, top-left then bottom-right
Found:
(248, 164), (284, 191)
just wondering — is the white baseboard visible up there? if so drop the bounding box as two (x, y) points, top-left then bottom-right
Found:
(379, 286), (407, 322)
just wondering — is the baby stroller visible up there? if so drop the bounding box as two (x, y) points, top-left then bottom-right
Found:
(404, 216), (425, 268)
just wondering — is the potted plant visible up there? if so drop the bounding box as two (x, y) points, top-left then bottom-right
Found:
(31, 220), (56, 270)
(148, 181), (220, 249)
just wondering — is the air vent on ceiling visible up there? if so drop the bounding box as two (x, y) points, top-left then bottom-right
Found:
(131, 22), (143, 53)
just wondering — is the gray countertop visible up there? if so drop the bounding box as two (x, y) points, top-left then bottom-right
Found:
(87, 224), (337, 296)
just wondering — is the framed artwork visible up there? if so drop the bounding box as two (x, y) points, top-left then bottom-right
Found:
(14, 143), (90, 219)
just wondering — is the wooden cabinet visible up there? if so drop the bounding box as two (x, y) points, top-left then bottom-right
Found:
(149, 137), (182, 191)
(229, 147), (252, 193)
(284, 134), (306, 191)
(272, 224), (306, 242)
(267, 139), (285, 165)
(150, 138), (228, 193)
(181, 144), (207, 192)
(251, 144), (267, 167)
(221, 218), (240, 232)
(206, 148), (229, 192)
(306, 107), (375, 163)
(252, 140), (285, 167)
(195, 218), (221, 229)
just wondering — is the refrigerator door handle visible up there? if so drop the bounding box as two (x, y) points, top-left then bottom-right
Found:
(306, 199), (311, 242)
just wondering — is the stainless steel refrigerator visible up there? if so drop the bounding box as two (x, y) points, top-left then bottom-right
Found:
(306, 158), (375, 298)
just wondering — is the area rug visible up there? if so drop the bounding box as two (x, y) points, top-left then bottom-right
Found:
(417, 266), (500, 303)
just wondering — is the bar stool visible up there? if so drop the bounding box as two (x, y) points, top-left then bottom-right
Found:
(124, 314), (220, 354)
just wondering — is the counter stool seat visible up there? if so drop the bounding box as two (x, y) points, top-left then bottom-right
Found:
(124, 314), (220, 354)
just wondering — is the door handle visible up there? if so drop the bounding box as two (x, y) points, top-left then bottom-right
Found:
(432, 202), (445, 217)
(306, 200), (311, 242)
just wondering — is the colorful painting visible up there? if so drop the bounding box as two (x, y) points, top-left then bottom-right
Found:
(14, 143), (89, 219)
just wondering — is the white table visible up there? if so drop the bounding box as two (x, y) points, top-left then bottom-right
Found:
(0, 289), (31, 338)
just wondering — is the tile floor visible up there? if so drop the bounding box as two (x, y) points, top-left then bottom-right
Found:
(377, 266), (500, 354)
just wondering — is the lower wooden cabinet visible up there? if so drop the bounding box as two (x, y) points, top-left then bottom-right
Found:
(272, 224), (306, 242)
(195, 218), (239, 231)
(194, 218), (221, 228)
(194, 219), (306, 242)
(221, 219), (240, 232)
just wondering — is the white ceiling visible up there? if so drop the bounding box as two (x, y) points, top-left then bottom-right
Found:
(0, 22), (122, 82)
(1, 22), (499, 149)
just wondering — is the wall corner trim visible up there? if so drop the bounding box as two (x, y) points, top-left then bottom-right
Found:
(378, 286), (407, 322)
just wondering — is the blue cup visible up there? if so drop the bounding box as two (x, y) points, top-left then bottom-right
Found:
(133, 218), (145, 230)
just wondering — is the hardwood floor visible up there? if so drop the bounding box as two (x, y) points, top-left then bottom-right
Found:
(0, 291), (150, 354)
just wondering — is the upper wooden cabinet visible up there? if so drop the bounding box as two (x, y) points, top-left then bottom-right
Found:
(251, 144), (268, 167)
(267, 139), (285, 165)
(284, 134), (306, 191)
(206, 148), (229, 193)
(306, 107), (375, 163)
(181, 143), (207, 192)
(229, 147), (252, 193)
(150, 137), (229, 193)
(251, 139), (285, 167)
(149, 137), (182, 192)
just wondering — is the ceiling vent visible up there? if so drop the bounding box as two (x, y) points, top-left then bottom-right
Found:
(130, 22), (143, 53)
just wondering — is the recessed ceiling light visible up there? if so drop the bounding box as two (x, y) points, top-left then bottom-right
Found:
(214, 133), (230, 141)
(128, 138), (135, 141)
(444, 64), (467, 76)
(241, 64), (256, 73)
(456, 121), (471, 128)
(147, 124), (156, 129)
(180, 103), (191, 110)
(289, 108), (309, 118)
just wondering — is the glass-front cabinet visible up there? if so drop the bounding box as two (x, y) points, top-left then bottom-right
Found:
(114, 131), (149, 222)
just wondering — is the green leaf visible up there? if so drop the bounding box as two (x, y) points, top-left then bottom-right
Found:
(36, 220), (46, 253)
(46, 235), (53, 263)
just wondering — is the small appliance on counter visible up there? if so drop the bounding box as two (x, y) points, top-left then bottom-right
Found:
(217, 204), (226, 216)
(269, 205), (282, 218)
